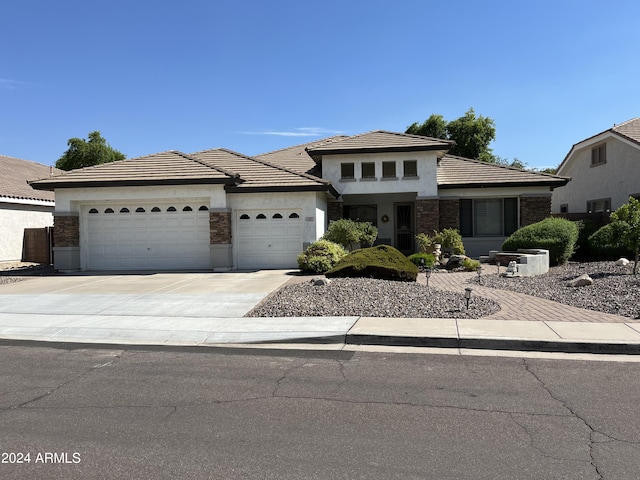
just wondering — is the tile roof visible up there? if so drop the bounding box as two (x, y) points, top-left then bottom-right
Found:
(0, 155), (59, 202)
(256, 135), (348, 175)
(30, 151), (238, 190)
(191, 148), (338, 195)
(612, 118), (640, 146)
(306, 130), (454, 160)
(437, 155), (570, 189)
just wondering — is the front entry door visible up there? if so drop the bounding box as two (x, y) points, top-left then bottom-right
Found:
(395, 203), (414, 255)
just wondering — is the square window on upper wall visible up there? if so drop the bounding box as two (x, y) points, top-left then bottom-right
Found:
(361, 162), (375, 179)
(382, 161), (396, 178)
(341, 163), (355, 179)
(403, 160), (417, 177)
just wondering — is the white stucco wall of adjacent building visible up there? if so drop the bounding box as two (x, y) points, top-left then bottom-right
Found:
(552, 136), (640, 213)
(0, 200), (54, 262)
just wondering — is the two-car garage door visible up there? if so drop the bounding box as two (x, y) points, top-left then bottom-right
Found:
(84, 203), (210, 270)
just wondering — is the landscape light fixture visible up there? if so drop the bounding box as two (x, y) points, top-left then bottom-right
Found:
(464, 287), (473, 310)
(425, 266), (432, 287)
(476, 265), (482, 283)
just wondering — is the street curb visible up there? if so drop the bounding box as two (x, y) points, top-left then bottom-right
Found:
(346, 334), (640, 355)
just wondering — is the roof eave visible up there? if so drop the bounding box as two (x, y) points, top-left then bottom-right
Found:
(30, 177), (239, 191)
(225, 184), (339, 197)
(438, 179), (570, 189)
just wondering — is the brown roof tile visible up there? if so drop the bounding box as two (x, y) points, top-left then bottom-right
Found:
(30, 151), (238, 190)
(306, 130), (454, 160)
(256, 136), (347, 175)
(437, 155), (570, 189)
(191, 148), (337, 195)
(0, 155), (59, 202)
(612, 117), (640, 145)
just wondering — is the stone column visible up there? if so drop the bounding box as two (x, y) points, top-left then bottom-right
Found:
(53, 212), (80, 271)
(415, 197), (439, 235)
(438, 198), (459, 231)
(520, 195), (552, 227)
(209, 209), (233, 270)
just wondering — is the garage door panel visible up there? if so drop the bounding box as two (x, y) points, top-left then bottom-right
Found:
(84, 203), (210, 270)
(236, 210), (302, 269)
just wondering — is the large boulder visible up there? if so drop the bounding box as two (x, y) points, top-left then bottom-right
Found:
(326, 245), (418, 282)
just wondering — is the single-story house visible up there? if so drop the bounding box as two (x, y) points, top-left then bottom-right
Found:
(552, 118), (640, 216)
(0, 155), (59, 262)
(31, 131), (569, 271)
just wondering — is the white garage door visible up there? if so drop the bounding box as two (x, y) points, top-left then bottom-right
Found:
(84, 203), (210, 270)
(236, 210), (302, 269)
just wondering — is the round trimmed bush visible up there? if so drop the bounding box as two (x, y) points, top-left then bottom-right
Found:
(407, 252), (436, 268)
(297, 240), (347, 273)
(326, 245), (419, 282)
(502, 217), (579, 266)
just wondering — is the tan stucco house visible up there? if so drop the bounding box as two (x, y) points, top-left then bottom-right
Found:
(552, 118), (640, 216)
(0, 155), (58, 262)
(31, 131), (568, 271)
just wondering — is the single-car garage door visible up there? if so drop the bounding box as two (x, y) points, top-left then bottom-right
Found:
(236, 210), (302, 269)
(84, 203), (210, 270)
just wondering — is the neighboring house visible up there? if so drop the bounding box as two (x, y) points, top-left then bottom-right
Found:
(552, 118), (640, 217)
(31, 131), (568, 272)
(0, 155), (58, 262)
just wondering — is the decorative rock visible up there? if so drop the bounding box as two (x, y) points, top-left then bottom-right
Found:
(567, 274), (593, 287)
(310, 277), (331, 286)
(444, 254), (467, 270)
(615, 258), (630, 266)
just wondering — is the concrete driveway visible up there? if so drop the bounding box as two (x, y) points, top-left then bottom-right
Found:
(0, 270), (291, 318)
(0, 270), (359, 346)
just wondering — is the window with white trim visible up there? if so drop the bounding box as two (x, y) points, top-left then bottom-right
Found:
(591, 143), (606, 166)
(587, 198), (610, 213)
(459, 198), (518, 237)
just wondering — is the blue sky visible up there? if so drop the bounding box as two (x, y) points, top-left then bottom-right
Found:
(2, 0), (639, 170)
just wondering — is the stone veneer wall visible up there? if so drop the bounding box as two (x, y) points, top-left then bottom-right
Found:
(209, 210), (232, 244)
(438, 199), (459, 231)
(520, 196), (552, 227)
(327, 201), (343, 222)
(415, 198), (439, 235)
(53, 214), (79, 247)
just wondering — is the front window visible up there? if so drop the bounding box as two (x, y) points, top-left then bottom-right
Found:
(341, 163), (354, 179)
(344, 204), (377, 226)
(460, 198), (518, 237)
(403, 160), (417, 177)
(361, 162), (375, 179)
(382, 161), (396, 178)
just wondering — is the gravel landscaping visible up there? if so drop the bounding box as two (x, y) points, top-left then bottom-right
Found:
(478, 261), (640, 319)
(0, 262), (54, 285)
(246, 277), (501, 319)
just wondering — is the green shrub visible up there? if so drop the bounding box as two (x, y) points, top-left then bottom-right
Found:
(416, 228), (465, 255)
(588, 223), (633, 261)
(462, 258), (481, 271)
(407, 252), (436, 268)
(296, 240), (347, 273)
(321, 218), (378, 250)
(573, 220), (599, 261)
(502, 217), (579, 266)
(326, 245), (419, 282)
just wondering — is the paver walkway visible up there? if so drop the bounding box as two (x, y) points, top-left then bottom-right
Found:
(427, 265), (635, 323)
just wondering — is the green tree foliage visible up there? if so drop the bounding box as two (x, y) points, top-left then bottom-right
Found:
(321, 218), (378, 251)
(416, 228), (465, 255)
(56, 131), (126, 171)
(406, 108), (496, 162)
(609, 197), (640, 274)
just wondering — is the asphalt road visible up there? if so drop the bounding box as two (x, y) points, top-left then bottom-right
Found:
(1, 343), (640, 479)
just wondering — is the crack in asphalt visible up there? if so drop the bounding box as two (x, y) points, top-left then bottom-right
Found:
(523, 359), (604, 479)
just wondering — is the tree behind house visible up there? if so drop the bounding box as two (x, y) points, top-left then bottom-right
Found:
(56, 131), (125, 171)
(609, 197), (640, 274)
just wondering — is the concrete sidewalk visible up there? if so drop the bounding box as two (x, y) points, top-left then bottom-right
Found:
(2, 268), (640, 355)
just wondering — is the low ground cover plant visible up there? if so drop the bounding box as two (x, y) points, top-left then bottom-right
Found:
(297, 240), (347, 273)
(407, 252), (436, 268)
(326, 245), (418, 281)
(502, 217), (578, 266)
